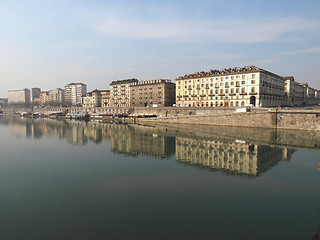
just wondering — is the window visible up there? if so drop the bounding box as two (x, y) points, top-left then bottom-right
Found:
(251, 80), (255, 84)
(251, 87), (255, 93)
(236, 88), (239, 93)
(241, 88), (245, 93)
(241, 80), (246, 84)
(220, 82), (224, 86)
(231, 82), (234, 85)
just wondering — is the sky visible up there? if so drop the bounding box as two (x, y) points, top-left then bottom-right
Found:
(0, 0), (320, 97)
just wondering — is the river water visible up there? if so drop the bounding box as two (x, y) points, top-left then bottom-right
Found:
(0, 116), (319, 240)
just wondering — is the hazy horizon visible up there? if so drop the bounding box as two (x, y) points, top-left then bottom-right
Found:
(1, 0), (320, 98)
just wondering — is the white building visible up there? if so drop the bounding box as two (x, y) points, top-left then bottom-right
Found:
(8, 89), (30, 106)
(64, 83), (87, 106)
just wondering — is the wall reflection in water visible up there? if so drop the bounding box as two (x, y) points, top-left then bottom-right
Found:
(1, 116), (312, 177)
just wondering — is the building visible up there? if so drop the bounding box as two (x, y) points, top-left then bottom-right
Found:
(0, 98), (8, 107)
(300, 83), (318, 106)
(40, 91), (49, 106)
(29, 87), (41, 104)
(64, 83), (87, 106)
(82, 89), (102, 108)
(48, 88), (65, 106)
(8, 89), (30, 106)
(176, 66), (287, 107)
(283, 76), (305, 106)
(101, 90), (110, 107)
(130, 79), (176, 107)
(110, 79), (138, 107)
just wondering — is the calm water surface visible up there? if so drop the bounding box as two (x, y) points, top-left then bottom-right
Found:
(0, 116), (319, 240)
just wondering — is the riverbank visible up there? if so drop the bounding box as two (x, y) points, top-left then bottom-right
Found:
(1, 106), (320, 131)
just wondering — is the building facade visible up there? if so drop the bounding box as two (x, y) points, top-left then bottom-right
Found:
(64, 83), (87, 106)
(48, 88), (65, 106)
(30, 87), (41, 104)
(8, 89), (30, 106)
(300, 83), (318, 106)
(129, 79), (176, 107)
(82, 89), (102, 108)
(40, 92), (49, 106)
(101, 90), (110, 107)
(0, 98), (8, 108)
(176, 66), (287, 107)
(283, 77), (305, 106)
(110, 79), (138, 107)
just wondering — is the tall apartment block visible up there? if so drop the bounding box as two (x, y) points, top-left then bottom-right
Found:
(130, 79), (176, 107)
(64, 83), (87, 106)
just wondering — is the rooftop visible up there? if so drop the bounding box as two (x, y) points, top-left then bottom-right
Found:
(176, 66), (282, 80)
(110, 78), (139, 86)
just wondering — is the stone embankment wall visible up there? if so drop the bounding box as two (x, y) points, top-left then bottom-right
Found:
(1, 106), (320, 131)
(135, 110), (320, 131)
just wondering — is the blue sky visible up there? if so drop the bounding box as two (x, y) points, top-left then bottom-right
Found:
(1, 0), (320, 97)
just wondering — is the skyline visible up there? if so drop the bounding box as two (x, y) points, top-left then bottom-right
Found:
(1, 0), (320, 97)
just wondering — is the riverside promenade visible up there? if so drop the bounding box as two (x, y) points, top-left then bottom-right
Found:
(1, 106), (320, 131)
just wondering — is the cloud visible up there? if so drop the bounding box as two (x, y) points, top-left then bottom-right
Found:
(76, 6), (317, 44)
(277, 46), (320, 55)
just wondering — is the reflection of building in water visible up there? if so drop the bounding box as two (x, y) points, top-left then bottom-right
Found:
(175, 137), (295, 176)
(107, 124), (175, 159)
(65, 124), (87, 145)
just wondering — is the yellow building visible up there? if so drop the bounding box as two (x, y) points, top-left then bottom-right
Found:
(82, 89), (102, 108)
(101, 90), (110, 107)
(110, 79), (138, 107)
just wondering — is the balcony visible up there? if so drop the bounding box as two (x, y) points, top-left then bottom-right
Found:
(249, 92), (257, 95)
(240, 92), (247, 95)
(229, 93), (236, 96)
(218, 94), (225, 96)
